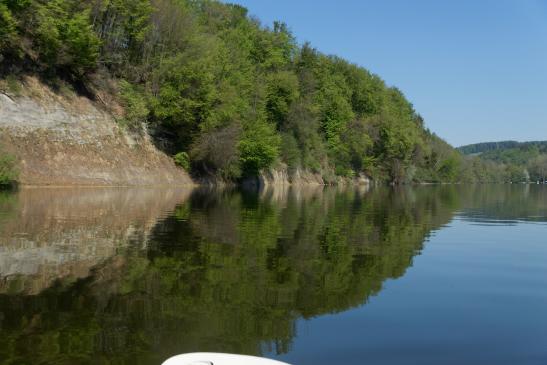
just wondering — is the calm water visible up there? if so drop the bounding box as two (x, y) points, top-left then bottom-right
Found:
(0, 185), (545, 365)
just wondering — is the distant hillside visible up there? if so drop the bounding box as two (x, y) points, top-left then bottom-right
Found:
(458, 141), (547, 155)
(458, 140), (547, 182)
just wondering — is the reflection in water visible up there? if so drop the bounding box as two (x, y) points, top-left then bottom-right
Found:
(0, 188), (192, 295)
(456, 184), (547, 224)
(0, 185), (544, 364)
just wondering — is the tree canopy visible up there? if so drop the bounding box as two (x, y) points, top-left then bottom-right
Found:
(0, 0), (520, 183)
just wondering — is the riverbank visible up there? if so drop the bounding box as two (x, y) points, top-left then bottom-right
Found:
(0, 77), (372, 188)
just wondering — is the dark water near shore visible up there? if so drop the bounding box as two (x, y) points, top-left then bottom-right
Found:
(0, 185), (545, 365)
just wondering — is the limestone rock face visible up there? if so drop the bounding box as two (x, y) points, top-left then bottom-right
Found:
(244, 167), (371, 188)
(0, 77), (193, 186)
(253, 167), (325, 187)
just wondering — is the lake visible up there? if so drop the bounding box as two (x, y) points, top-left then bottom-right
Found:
(0, 185), (545, 365)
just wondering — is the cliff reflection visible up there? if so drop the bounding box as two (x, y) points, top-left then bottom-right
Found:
(0, 185), (459, 365)
(0, 188), (192, 294)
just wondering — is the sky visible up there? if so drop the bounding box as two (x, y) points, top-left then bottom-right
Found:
(225, 0), (547, 146)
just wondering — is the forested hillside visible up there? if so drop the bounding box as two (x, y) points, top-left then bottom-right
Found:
(459, 141), (547, 155)
(458, 141), (522, 155)
(0, 0), (513, 184)
(459, 141), (547, 182)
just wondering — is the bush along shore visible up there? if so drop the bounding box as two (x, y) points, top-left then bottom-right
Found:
(0, 147), (17, 188)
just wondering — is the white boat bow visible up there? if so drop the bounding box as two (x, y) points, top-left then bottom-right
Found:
(162, 352), (292, 365)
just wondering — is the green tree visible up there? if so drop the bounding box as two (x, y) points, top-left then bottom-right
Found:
(238, 120), (280, 176)
(0, 3), (17, 54)
(265, 70), (299, 127)
(0, 150), (17, 186)
(151, 54), (217, 151)
(119, 79), (149, 132)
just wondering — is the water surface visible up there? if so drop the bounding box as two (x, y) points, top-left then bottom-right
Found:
(0, 185), (545, 364)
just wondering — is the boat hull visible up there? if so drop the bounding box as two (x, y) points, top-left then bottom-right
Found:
(162, 352), (291, 365)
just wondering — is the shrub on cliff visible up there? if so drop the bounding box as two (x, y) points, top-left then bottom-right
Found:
(174, 152), (190, 171)
(119, 80), (149, 133)
(0, 151), (18, 187)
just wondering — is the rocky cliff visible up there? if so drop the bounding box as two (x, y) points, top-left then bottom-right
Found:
(243, 166), (371, 188)
(0, 77), (373, 187)
(0, 77), (193, 186)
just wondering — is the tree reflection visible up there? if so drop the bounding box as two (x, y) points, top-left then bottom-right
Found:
(0, 185), (484, 364)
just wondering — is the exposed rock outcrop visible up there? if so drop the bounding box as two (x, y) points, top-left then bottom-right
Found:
(0, 77), (193, 186)
(259, 167), (325, 186)
(242, 166), (371, 188)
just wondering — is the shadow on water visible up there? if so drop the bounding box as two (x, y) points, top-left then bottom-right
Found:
(0, 184), (544, 364)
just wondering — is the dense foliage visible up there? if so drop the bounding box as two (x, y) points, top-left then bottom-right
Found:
(458, 141), (547, 155)
(459, 141), (547, 182)
(0, 0), (523, 183)
(0, 147), (17, 187)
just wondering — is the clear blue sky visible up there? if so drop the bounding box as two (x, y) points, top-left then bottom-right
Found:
(225, 0), (547, 146)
